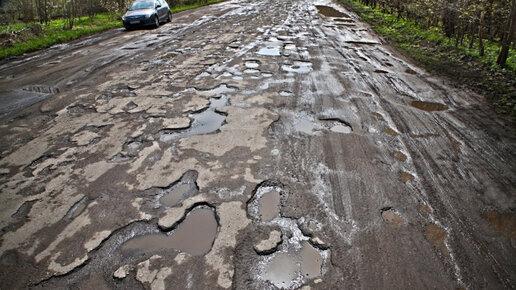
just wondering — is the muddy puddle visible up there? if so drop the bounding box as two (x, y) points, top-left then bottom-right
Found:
(401, 172), (415, 183)
(485, 211), (516, 239)
(263, 241), (323, 288)
(394, 151), (407, 162)
(381, 208), (404, 227)
(316, 5), (350, 18)
(411, 101), (448, 111)
(160, 183), (198, 207)
(160, 96), (228, 142)
(425, 224), (449, 257)
(122, 206), (217, 256)
(248, 185), (284, 222)
(281, 61), (312, 74)
(258, 188), (281, 222)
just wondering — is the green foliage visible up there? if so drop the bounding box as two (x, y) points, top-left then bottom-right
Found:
(0, 13), (122, 59)
(170, 0), (226, 13)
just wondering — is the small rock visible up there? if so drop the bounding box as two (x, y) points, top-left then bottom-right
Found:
(310, 236), (329, 250)
(113, 264), (132, 279)
(254, 230), (282, 254)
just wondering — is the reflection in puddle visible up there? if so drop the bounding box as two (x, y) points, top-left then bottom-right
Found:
(259, 188), (281, 222)
(316, 5), (350, 17)
(282, 61), (312, 74)
(245, 60), (260, 68)
(258, 46), (281, 56)
(160, 96), (228, 142)
(263, 242), (323, 288)
(244, 68), (260, 74)
(122, 206), (217, 256)
(330, 124), (352, 133)
(160, 183), (197, 207)
(263, 252), (297, 287)
(411, 101), (448, 111)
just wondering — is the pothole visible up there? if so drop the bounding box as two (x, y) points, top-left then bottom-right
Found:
(122, 205), (217, 256)
(244, 68), (260, 74)
(401, 172), (415, 183)
(248, 184), (284, 223)
(245, 60), (260, 69)
(281, 61), (312, 74)
(319, 117), (353, 134)
(315, 5), (350, 18)
(411, 101), (448, 111)
(158, 170), (199, 207)
(249, 182), (328, 288)
(381, 207), (404, 227)
(258, 46), (281, 56)
(485, 211), (516, 239)
(159, 95), (228, 142)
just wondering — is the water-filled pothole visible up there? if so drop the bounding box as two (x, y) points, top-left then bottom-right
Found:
(316, 5), (350, 17)
(248, 185), (283, 222)
(263, 241), (324, 288)
(245, 60), (260, 69)
(281, 61), (312, 74)
(411, 101), (448, 111)
(122, 206), (217, 256)
(259, 188), (281, 222)
(159, 170), (199, 207)
(159, 95), (228, 142)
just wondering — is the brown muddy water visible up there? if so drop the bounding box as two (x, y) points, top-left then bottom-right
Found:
(122, 206), (217, 256)
(411, 101), (448, 112)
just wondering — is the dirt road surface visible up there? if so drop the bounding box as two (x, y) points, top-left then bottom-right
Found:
(0, 0), (515, 289)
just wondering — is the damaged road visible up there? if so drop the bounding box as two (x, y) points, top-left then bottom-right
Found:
(0, 0), (515, 289)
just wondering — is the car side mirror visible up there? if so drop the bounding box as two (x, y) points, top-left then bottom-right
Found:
(156, 4), (161, 8)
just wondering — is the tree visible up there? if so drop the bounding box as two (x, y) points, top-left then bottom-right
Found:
(497, 0), (516, 67)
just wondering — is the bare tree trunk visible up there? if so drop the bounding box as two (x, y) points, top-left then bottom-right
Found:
(497, 0), (516, 67)
(478, 0), (486, 56)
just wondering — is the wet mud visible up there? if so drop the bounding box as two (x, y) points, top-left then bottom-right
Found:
(0, 0), (515, 288)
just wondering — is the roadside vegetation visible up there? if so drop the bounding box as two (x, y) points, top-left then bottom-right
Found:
(0, 0), (225, 60)
(339, 0), (516, 118)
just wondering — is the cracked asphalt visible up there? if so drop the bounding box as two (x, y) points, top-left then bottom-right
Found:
(0, 0), (515, 289)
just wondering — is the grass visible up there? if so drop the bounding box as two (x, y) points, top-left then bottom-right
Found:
(339, 0), (516, 119)
(0, 0), (227, 60)
(0, 14), (122, 59)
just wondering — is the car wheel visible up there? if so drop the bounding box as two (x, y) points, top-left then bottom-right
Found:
(154, 15), (159, 28)
(167, 11), (172, 22)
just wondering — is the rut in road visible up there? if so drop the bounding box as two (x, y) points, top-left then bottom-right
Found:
(0, 0), (514, 289)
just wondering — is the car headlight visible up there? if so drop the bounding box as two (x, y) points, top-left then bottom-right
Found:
(144, 13), (152, 19)
(122, 15), (126, 21)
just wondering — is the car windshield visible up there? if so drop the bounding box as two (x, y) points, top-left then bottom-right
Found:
(128, 0), (154, 10)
